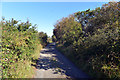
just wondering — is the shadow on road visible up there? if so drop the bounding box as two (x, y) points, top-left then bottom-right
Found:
(31, 43), (89, 78)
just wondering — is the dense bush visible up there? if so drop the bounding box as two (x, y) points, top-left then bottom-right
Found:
(38, 32), (48, 47)
(53, 2), (120, 78)
(1, 18), (48, 78)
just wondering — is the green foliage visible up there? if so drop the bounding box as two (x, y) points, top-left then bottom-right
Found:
(38, 32), (48, 47)
(53, 2), (120, 78)
(1, 18), (48, 78)
(52, 35), (57, 42)
(47, 37), (53, 43)
(53, 15), (82, 47)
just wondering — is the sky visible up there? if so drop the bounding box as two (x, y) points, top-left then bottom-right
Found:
(1, 0), (118, 2)
(2, 2), (108, 37)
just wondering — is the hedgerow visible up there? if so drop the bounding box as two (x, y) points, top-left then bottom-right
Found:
(53, 2), (120, 78)
(1, 18), (48, 78)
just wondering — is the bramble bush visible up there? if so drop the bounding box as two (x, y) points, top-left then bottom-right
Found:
(1, 18), (48, 78)
(53, 2), (120, 78)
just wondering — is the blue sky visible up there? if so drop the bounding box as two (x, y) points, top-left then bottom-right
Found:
(2, 2), (108, 37)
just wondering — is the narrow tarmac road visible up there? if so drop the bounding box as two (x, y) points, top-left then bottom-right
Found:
(34, 43), (89, 79)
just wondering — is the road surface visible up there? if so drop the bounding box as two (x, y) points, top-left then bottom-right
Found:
(33, 43), (89, 79)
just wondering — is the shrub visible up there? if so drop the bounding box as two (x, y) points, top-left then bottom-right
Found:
(1, 18), (47, 78)
(53, 2), (120, 78)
